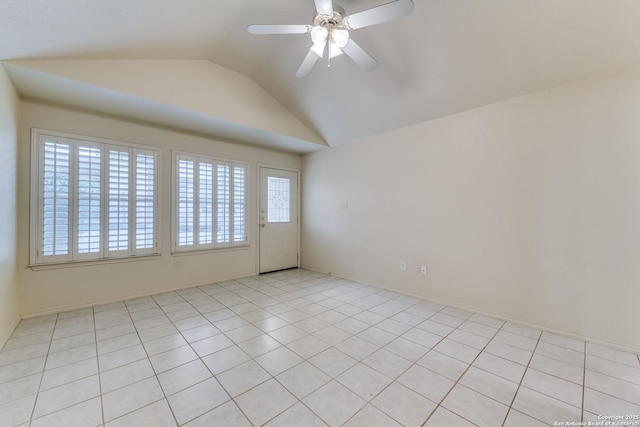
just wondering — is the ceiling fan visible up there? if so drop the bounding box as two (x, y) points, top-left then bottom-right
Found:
(247, 0), (414, 77)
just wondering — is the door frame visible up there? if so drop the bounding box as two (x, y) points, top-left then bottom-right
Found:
(256, 164), (301, 274)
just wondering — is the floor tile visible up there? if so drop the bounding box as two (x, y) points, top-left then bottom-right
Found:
(335, 336), (379, 361)
(167, 378), (230, 425)
(528, 353), (584, 385)
(264, 401), (327, 427)
(235, 378), (297, 426)
(31, 397), (102, 427)
(417, 350), (470, 381)
(100, 358), (155, 394)
(458, 319), (499, 338)
(98, 343), (147, 372)
(255, 346), (304, 376)
(303, 380), (367, 427)
(149, 345), (198, 373)
(336, 363), (392, 401)
(40, 357), (98, 391)
(585, 369), (640, 405)
(157, 359), (212, 396)
(494, 330), (538, 352)
(0, 373), (41, 406)
(459, 366), (519, 405)
(33, 374), (100, 419)
(473, 351), (526, 383)
(434, 338), (481, 364)
(269, 324), (308, 345)
(503, 409), (550, 427)
(2, 269), (639, 427)
(356, 327), (396, 347)
(424, 406), (476, 427)
(587, 354), (640, 385)
(512, 386), (582, 425)
(0, 394), (37, 427)
(587, 342), (640, 367)
(202, 345), (251, 375)
(343, 404), (402, 427)
(521, 367), (583, 407)
(309, 347), (358, 377)
(216, 360), (271, 397)
(371, 381), (436, 427)
(183, 400), (251, 427)
(102, 376), (164, 422)
(362, 348), (413, 379)
(237, 334), (282, 358)
(313, 325), (352, 345)
(286, 334), (331, 359)
(485, 339), (533, 365)
(536, 342), (584, 367)
(276, 361), (331, 399)
(397, 364), (455, 402)
(384, 337), (429, 362)
(442, 384), (509, 427)
(540, 331), (585, 352)
(583, 388), (640, 418)
(143, 333), (188, 356)
(97, 333), (140, 355)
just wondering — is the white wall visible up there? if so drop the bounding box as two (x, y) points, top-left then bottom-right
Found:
(17, 102), (301, 316)
(302, 68), (640, 352)
(0, 66), (20, 348)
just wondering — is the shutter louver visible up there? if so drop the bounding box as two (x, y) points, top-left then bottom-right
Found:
(41, 140), (71, 260)
(135, 151), (155, 252)
(77, 144), (101, 257)
(216, 163), (230, 245)
(233, 165), (246, 243)
(199, 162), (213, 246)
(108, 149), (130, 254)
(178, 158), (195, 248)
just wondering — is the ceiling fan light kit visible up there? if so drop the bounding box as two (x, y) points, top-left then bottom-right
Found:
(247, 0), (414, 77)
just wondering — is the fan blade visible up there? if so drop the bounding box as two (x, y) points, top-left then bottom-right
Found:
(345, 0), (414, 30)
(314, 0), (334, 15)
(342, 39), (378, 71)
(247, 24), (310, 35)
(296, 49), (321, 78)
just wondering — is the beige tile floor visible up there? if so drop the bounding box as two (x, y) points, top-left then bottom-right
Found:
(1, 269), (639, 426)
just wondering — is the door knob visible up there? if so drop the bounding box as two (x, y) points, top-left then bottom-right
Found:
(260, 224), (265, 228)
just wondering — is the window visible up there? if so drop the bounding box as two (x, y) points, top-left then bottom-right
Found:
(31, 129), (159, 265)
(174, 152), (248, 252)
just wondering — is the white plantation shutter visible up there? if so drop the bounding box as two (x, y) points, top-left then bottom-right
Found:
(107, 148), (130, 256)
(177, 156), (195, 249)
(233, 164), (247, 245)
(174, 153), (247, 252)
(216, 163), (231, 246)
(198, 162), (214, 248)
(76, 143), (102, 259)
(39, 136), (72, 263)
(31, 129), (159, 265)
(135, 150), (156, 254)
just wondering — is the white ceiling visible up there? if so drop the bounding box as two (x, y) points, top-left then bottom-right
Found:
(2, 0), (640, 153)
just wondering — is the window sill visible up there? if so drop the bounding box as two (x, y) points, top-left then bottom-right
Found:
(171, 244), (250, 256)
(29, 253), (162, 271)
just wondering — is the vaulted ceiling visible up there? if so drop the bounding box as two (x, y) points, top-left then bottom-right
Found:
(2, 0), (640, 153)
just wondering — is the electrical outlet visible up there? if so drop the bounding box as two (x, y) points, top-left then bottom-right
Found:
(400, 262), (407, 272)
(173, 260), (181, 269)
(421, 265), (427, 276)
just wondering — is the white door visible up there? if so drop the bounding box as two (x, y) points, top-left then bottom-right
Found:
(259, 167), (299, 273)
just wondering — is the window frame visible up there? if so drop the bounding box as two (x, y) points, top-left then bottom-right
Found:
(172, 151), (249, 254)
(30, 128), (161, 267)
